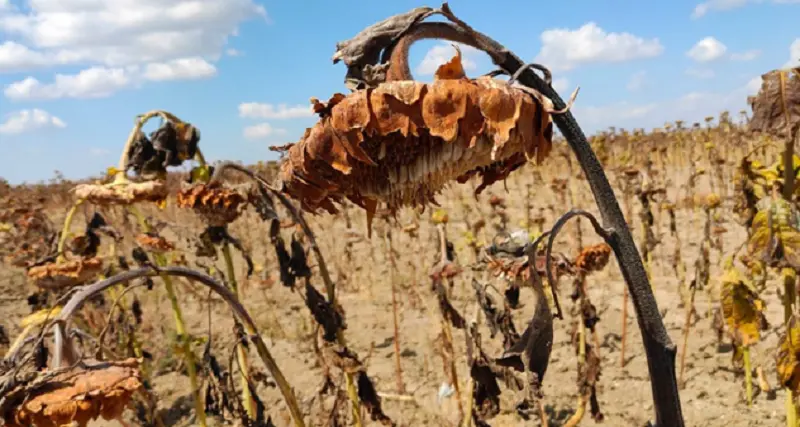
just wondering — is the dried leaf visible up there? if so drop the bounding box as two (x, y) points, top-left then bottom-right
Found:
(749, 68), (800, 138)
(720, 268), (765, 347)
(777, 316), (800, 394)
(747, 199), (800, 269)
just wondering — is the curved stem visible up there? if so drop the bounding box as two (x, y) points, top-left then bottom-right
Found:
(51, 266), (307, 427)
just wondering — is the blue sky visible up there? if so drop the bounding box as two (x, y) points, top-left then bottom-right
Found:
(0, 0), (798, 184)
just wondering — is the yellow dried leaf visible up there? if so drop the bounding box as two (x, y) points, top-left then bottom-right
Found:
(777, 316), (800, 394)
(747, 198), (800, 269)
(20, 306), (62, 328)
(720, 268), (764, 346)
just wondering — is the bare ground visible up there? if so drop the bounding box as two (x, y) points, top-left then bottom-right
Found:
(0, 164), (789, 427)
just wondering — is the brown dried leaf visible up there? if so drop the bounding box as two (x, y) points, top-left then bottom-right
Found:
(749, 68), (800, 138)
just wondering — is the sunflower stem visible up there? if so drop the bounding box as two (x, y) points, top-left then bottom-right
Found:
(221, 240), (256, 420)
(743, 346), (753, 407)
(56, 199), (84, 263)
(129, 206), (206, 427)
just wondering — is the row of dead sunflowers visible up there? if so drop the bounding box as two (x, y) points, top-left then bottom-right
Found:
(0, 101), (611, 427)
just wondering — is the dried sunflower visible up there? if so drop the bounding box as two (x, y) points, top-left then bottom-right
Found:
(135, 233), (176, 253)
(27, 257), (103, 290)
(5, 358), (143, 427)
(278, 49), (554, 226)
(175, 181), (247, 226)
(575, 243), (612, 273)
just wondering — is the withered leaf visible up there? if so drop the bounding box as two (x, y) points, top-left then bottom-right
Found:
(356, 371), (394, 426)
(749, 68), (800, 138)
(435, 282), (465, 329)
(304, 281), (345, 342)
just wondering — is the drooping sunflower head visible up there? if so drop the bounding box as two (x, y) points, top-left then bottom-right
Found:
(278, 48), (554, 229)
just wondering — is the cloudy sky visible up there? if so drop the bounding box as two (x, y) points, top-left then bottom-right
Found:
(0, 0), (798, 184)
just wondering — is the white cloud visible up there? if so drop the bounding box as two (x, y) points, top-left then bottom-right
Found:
(687, 37), (727, 62)
(5, 67), (134, 100)
(745, 76), (763, 94)
(552, 77), (569, 93)
(534, 22), (663, 71)
(731, 49), (761, 61)
(226, 48), (243, 57)
(238, 102), (313, 120)
(626, 71), (646, 91)
(692, 0), (800, 18)
(685, 67), (716, 79)
(143, 58), (217, 81)
(243, 123), (287, 140)
(691, 0), (748, 18)
(5, 57), (217, 100)
(0, 0), (266, 97)
(574, 76), (761, 133)
(416, 43), (480, 76)
(786, 38), (800, 69)
(0, 108), (66, 134)
(0, 41), (49, 72)
(0, 1), (266, 68)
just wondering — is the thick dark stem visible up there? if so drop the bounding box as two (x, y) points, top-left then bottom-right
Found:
(496, 43), (684, 427)
(333, 4), (684, 425)
(507, 54), (683, 427)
